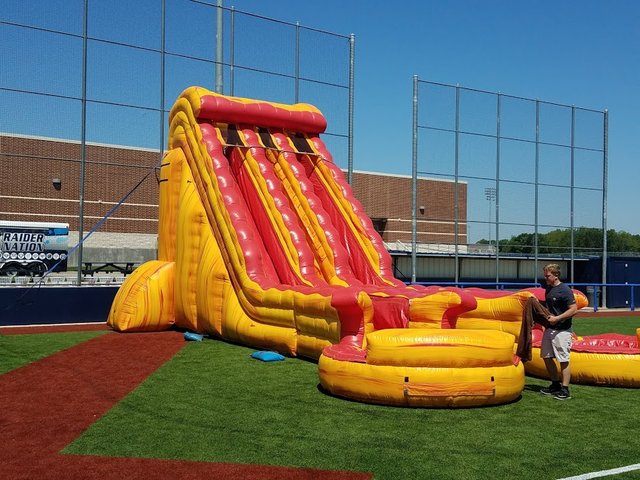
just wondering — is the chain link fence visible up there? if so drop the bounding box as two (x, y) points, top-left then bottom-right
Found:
(410, 77), (607, 286)
(0, 0), (354, 283)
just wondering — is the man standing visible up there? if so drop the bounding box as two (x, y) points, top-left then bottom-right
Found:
(539, 263), (577, 400)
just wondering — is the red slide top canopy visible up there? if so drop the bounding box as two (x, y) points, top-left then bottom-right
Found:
(179, 86), (328, 134)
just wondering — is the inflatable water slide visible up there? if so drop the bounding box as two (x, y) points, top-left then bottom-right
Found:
(108, 87), (640, 407)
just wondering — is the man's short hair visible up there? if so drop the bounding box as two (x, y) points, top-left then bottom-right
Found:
(544, 263), (561, 277)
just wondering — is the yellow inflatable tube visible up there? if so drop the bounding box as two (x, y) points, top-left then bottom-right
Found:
(526, 350), (640, 387)
(525, 328), (640, 387)
(319, 329), (524, 407)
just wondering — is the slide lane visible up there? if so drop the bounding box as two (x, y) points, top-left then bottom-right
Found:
(272, 131), (392, 287)
(266, 129), (476, 329)
(191, 117), (371, 354)
(111, 97), (372, 356)
(242, 127), (360, 287)
(226, 125), (477, 331)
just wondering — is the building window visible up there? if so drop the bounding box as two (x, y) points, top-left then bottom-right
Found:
(371, 218), (387, 237)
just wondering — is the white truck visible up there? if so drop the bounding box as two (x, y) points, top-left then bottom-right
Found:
(0, 220), (69, 276)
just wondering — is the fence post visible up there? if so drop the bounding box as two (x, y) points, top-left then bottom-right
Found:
(602, 110), (609, 308)
(229, 7), (235, 95)
(534, 99), (540, 282)
(347, 33), (355, 185)
(215, 0), (223, 93)
(454, 85), (460, 283)
(294, 22), (300, 103)
(411, 75), (418, 284)
(160, 0), (166, 165)
(77, 0), (89, 286)
(570, 106), (575, 283)
(495, 93), (501, 284)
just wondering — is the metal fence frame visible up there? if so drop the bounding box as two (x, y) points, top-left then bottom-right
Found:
(0, 0), (355, 285)
(411, 75), (608, 301)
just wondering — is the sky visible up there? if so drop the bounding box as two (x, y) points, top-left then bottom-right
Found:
(228, 0), (639, 235)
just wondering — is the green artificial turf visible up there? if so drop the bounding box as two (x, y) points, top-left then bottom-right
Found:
(0, 330), (107, 375)
(574, 316), (640, 336)
(65, 330), (640, 480)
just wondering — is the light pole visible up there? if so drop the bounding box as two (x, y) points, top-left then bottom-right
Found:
(485, 187), (496, 248)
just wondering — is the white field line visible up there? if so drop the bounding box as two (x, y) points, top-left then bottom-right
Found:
(558, 463), (640, 480)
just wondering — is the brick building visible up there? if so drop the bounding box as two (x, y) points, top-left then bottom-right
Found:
(0, 134), (159, 234)
(351, 170), (467, 248)
(0, 134), (467, 259)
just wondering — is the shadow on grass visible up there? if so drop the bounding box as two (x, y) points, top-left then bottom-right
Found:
(316, 383), (524, 409)
(523, 384), (544, 393)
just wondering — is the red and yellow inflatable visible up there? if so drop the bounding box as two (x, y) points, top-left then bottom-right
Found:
(108, 88), (640, 407)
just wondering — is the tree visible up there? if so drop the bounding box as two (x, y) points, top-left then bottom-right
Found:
(487, 228), (640, 256)
(607, 229), (640, 253)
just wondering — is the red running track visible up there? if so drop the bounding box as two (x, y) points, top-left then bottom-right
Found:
(0, 330), (371, 480)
